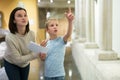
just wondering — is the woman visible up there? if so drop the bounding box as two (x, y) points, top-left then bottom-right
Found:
(4, 7), (39, 80)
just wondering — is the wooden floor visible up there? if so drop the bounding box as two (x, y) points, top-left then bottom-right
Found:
(28, 47), (81, 80)
(28, 59), (40, 80)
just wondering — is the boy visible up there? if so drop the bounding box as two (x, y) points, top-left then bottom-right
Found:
(40, 8), (74, 80)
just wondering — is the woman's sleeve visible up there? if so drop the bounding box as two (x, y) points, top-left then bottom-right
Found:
(5, 35), (38, 66)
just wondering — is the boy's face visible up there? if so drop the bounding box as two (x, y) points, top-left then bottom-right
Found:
(47, 20), (58, 36)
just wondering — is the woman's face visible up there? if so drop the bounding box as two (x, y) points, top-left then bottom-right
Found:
(14, 10), (28, 27)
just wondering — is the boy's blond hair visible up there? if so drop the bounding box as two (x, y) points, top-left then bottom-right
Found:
(45, 18), (58, 29)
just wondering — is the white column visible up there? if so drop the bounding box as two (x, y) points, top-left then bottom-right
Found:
(85, 0), (98, 48)
(74, 0), (86, 43)
(74, 0), (81, 40)
(98, 0), (118, 60)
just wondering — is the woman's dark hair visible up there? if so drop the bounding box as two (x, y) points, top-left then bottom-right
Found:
(9, 7), (29, 34)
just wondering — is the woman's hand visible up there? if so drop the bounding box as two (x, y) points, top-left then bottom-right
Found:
(39, 39), (48, 61)
(40, 39), (48, 47)
(39, 53), (46, 61)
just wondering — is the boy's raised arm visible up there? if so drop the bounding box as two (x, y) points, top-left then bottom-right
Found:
(63, 8), (74, 42)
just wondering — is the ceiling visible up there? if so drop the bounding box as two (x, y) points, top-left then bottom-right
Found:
(37, 0), (75, 8)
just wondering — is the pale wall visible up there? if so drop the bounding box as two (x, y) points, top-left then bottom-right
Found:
(0, 0), (46, 43)
(112, 0), (120, 54)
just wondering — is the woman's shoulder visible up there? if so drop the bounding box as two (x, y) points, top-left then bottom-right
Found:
(28, 30), (35, 35)
(5, 33), (16, 42)
(29, 30), (34, 33)
(27, 30), (35, 41)
(6, 33), (15, 39)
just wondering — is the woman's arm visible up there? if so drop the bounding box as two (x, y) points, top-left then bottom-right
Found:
(5, 34), (38, 66)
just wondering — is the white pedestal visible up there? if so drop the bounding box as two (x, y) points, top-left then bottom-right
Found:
(72, 42), (120, 80)
(98, 51), (118, 60)
(85, 42), (98, 49)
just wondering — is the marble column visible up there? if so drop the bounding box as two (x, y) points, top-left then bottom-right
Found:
(98, 0), (118, 60)
(85, 0), (98, 48)
(74, 0), (86, 43)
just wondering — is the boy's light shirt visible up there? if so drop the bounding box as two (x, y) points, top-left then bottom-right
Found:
(45, 37), (66, 77)
(27, 41), (48, 53)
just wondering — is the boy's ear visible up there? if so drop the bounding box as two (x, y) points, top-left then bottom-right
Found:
(46, 28), (49, 31)
(45, 29), (48, 32)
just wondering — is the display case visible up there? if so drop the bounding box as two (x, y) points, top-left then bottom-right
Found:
(0, 29), (9, 68)
(0, 37), (5, 68)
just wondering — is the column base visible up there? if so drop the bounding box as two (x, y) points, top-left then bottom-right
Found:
(78, 38), (86, 43)
(73, 37), (86, 43)
(98, 50), (118, 60)
(85, 42), (98, 49)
